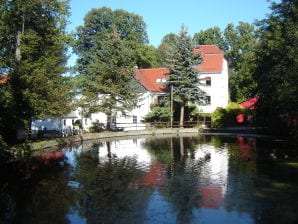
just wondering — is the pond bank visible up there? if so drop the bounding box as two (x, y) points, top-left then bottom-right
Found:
(29, 128), (200, 151)
(25, 126), (269, 152)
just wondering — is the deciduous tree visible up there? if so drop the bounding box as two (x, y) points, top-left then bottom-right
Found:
(224, 22), (258, 102)
(254, 0), (298, 138)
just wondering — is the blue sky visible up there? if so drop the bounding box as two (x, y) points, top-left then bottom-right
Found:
(68, 0), (276, 47)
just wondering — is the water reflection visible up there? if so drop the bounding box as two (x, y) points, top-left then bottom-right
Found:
(0, 135), (297, 224)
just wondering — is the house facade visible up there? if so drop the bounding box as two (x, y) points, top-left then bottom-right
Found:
(78, 45), (229, 131)
(194, 45), (229, 113)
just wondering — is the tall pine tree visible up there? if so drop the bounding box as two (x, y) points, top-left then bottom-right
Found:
(166, 26), (206, 127)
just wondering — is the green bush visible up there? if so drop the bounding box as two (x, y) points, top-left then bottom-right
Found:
(89, 121), (105, 133)
(211, 107), (228, 127)
(143, 107), (171, 122)
(211, 103), (244, 127)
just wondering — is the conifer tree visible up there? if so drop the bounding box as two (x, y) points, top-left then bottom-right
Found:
(166, 26), (206, 127)
(0, 0), (72, 142)
(76, 26), (141, 130)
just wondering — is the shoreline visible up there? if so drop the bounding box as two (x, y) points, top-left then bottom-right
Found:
(26, 126), (274, 152)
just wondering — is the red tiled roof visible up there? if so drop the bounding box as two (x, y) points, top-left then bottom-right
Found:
(135, 45), (224, 92)
(135, 68), (169, 92)
(0, 74), (8, 84)
(194, 45), (224, 73)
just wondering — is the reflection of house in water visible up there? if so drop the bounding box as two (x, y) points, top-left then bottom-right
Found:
(193, 145), (228, 209)
(140, 162), (165, 186)
(236, 136), (256, 160)
(96, 139), (152, 166)
(32, 151), (65, 170)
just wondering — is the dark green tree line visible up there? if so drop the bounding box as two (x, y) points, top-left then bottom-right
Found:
(0, 0), (72, 143)
(254, 0), (298, 138)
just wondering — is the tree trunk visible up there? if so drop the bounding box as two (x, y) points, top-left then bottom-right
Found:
(106, 115), (111, 131)
(179, 103), (184, 128)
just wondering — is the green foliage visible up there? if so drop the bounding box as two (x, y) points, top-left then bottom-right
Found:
(0, 0), (72, 143)
(75, 25), (141, 129)
(89, 121), (105, 133)
(224, 22), (258, 102)
(156, 33), (177, 67)
(143, 106), (171, 122)
(129, 43), (159, 68)
(73, 7), (151, 69)
(254, 0), (298, 137)
(211, 103), (244, 127)
(166, 25), (206, 126)
(193, 26), (227, 51)
(211, 107), (228, 127)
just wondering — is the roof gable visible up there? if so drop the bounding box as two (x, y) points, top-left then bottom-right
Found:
(194, 45), (224, 73)
(135, 68), (169, 92)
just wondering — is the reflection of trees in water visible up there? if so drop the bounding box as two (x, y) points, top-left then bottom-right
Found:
(165, 137), (205, 224)
(72, 149), (153, 224)
(143, 136), (211, 224)
(0, 154), (73, 224)
(224, 137), (257, 215)
(252, 139), (298, 223)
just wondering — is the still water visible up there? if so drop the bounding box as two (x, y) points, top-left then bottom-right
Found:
(1, 134), (298, 224)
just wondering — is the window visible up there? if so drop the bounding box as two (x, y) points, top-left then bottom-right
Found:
(133, 115), (137, 124)
(204, 96), (211, 105)
(205, 77), (211, 86)
(111, 116), (116, 124)
(156, 78), (166, 83)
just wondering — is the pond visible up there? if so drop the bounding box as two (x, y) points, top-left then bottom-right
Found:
(1, 134), (298, 224)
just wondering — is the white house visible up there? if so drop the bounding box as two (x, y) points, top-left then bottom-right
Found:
(130, 45), (229, 127)
(194, 45), (229, 113)
(79, 44), (229, 131)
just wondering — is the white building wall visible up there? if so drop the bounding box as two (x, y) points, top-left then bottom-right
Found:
(116, 91), (153, 130)
(78, 91), (153, 131)
(199, 59), (229, 113)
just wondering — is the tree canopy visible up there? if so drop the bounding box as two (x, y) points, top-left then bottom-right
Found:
(75, 25), (141, 130)
(0, 0), (72, 142)
(73, 7), (155, 69)
(224, 22), (258, 102)
(193, 26), (226, 51)
(254, 0), (298, 138)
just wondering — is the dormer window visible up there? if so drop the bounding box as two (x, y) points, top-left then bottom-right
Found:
(156, 78), (166, 83)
